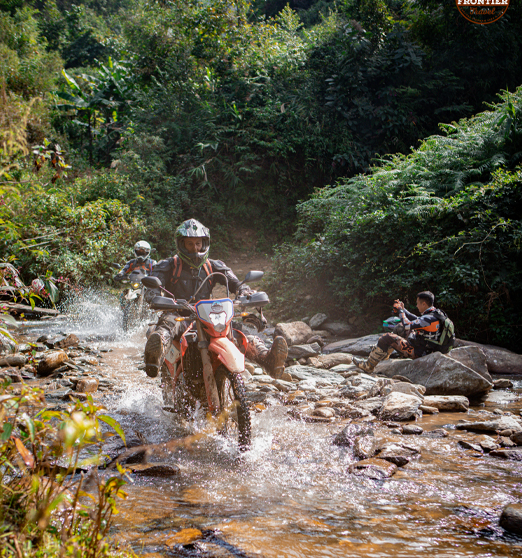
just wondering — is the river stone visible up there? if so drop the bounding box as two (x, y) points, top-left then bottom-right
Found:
(476, 435), (499, 452)
(448, 346), (490, 380)
(309, 313), (328, 330)
(353, 397), (385, 415)
(46, 333), (80, 350)
(382, 381), (426, 399)
(338, 374), (378, 399)
(287, 343), (321, 360)
(422, 428), (449, 438)
(351, 458), (398, 479)
(500, 504), (522, 536)
(274, 321), (313, 346)
(378, 443), (419, 466)
(333, 422), (375, 446)
(254, 375), (275, 384)
(458, 440), (483, 452)
(419, 405), (439, 414)
(273, 379), (294, 392)
(128, 463), (181, 477)
(285, 365), (345, 385)
(0, 354), (27, 367)
(511, 431), (522, 445)
(375, 352), (493, 396)
(455, 415), (522, 434)
(493, 379), (514, 389)
(312, 407), (336, 418)
(423, 395), (469, 412)
(402, 424), (423, 435)
(490, 449), (522, 460)
(379, 392), (423, 421)
(75, 378), (99, 393)
(454, 339), (522, 374)
(323, 335), (382, 356)
(353, 435), (379, 460)
(307, 353), (353, 369)
(322, 321), (352, 337)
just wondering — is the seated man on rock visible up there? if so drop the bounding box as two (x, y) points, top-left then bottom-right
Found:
(353, 291), (454, 373)
(143, 218), (288, 379)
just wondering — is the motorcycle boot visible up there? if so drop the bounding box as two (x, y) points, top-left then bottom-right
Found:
(247, 335), (288, 379)
(144, 329), (169, 378)
(353, 346), (394, 373)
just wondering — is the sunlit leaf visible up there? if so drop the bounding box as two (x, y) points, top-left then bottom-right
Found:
(97, 415), (126, 445)
(14, 437), (35, 468)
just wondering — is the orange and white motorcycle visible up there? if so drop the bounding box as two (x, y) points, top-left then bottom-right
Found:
(142, 271), (268, 451)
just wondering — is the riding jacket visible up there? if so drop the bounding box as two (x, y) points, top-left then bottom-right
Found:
(118, 257), (156, 276)
(145, 256), (250, 303)
(399, 306), (443, 353)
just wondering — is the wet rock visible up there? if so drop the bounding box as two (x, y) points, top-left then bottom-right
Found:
(309, 313), (328, 330)
(353, 397), (385, 415)
(421, 428), (449, 438)
(46, 334), (79, 350)
(306, 335), (326, 347)
(273, 379), (294, 392)
(0, 354), (27, 368)
(402, 424), (423, 435)
(241, 369), (252, 382)
(76, 378), (99, 393)
(454, 339), (522, 374)
(493, 379), (514, 389)
(379, 392), (423, 421)
(455, 415), (522, 434)
(79, 355), (99, 366)
(458, 440), (483, 452)
(46, 388), (72, 399)
(287, 343), (321, 360)
(350, 458), (398, 479)
(353, 435), (379, 460)
(259, 385), (278, 393)
(476, 435), (499, 452)
(333, 422), (375, 447)
(246, 391), (269, 403)
(307, 353), (353, 370)
(322, 321), (352, 337)
(500, 504), (522, 536)
(419, 405), (439, 414)
(481, 390), (519, 406)
(511, 431), (522, 445)
(254, 375), (275, 384)
(330, 364), (356, 374)
(375, 352), (493, 396)
(338, 373), (378, 398)
(489, 449), (522, 460)
(422, 396), (469, 412)
(312, 407), (336, 419)
(323, 335), (382, 356)
(37, 350), (68, 376)
(274, 321), (313, 346)
(127, 463), (181, 477)
(378, 443), (419, 466)
(499, 436), (516, 448)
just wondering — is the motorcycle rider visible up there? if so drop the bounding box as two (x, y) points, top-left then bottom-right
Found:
(114, 241), (157, 280)
(143, 219), (288, 380)
(353, 291), (454, 373)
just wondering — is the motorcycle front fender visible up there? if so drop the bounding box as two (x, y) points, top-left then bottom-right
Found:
(125, 289), (139, 301)
(209, 337), (245, 374)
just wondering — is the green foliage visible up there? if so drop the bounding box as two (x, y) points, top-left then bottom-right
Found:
(0, 382), (132, 557)
(269, 88), (522, 349)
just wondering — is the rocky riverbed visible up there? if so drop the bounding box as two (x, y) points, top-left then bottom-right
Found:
(2, 305), (522, 557)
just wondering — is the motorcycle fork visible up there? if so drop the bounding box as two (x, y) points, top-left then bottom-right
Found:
(196, 320), (220, 414)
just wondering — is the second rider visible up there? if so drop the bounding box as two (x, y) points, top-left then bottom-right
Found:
(143, 219), (289, 380)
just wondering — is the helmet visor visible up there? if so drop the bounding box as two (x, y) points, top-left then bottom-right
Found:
(135, 248), (149, 257)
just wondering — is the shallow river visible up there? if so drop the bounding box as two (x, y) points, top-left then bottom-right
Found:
(20, 294), (522, 558)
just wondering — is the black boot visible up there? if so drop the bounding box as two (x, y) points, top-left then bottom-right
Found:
(253, 336), (288, 379)
(144, 330), (167, 378)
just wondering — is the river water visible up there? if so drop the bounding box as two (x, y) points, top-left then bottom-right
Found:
(20, 293), (522, 558)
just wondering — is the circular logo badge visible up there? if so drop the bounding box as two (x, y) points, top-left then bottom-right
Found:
(456, 0), (510, 24)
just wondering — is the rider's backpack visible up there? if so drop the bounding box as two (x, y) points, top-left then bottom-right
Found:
(170, 255), (212, 285)
(425, 309), (455, 354)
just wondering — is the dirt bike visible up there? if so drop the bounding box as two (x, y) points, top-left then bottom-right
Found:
(142, 271), (268, 451)
(113, 266), (149, 332)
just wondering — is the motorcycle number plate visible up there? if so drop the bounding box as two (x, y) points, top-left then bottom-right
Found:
(165, 344), (180, 364)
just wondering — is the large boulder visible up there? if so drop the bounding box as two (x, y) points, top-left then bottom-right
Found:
(447, 346), (490, 380)
(375, 352), (493, 396)
(455, 339), (522, 374)
(323, 335), (382, 356)
(379, 392), (422, 421)
(500, 504), (522, 536)
(321, 321), (352, 337)
(285, 365), (345, 385)
(275, 321), (313, 346)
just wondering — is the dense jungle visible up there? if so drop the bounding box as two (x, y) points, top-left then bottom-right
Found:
(1, 0), (522, 346)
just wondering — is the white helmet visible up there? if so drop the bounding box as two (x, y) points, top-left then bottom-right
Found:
(134, 240), (151, 262)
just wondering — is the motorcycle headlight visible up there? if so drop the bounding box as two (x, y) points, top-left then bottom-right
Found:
(133, 283), (140, 288)
(209, 312), (227, 333)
